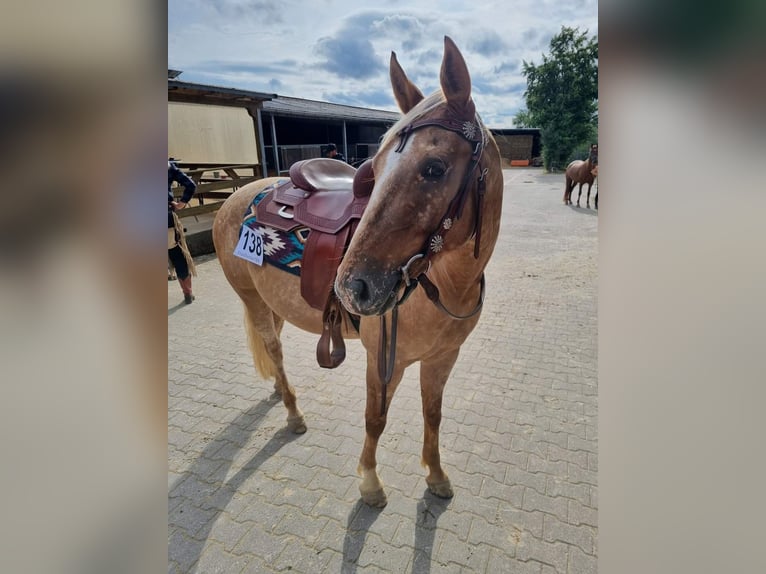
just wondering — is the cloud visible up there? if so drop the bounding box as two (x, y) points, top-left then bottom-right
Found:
(467, 29), (508, 57)
(371, 13), (426, 36)
(415, 48), (442, 67)
(367, 13), (436, 53)
(493, 61), (519, 75)
(204, 0), (284, 22)
(322, 89), (397, 110)
(521, 27), (550, 51)
(315, 37), (386, 79)
(194, 60), (302, 76)
(169, 1), (597, 129)
(313, 10), (445, 82)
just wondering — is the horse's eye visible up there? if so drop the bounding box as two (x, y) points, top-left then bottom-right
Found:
(422, 161), (446, 181)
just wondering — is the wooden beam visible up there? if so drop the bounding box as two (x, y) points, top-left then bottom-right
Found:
(176, 202), (223, 218)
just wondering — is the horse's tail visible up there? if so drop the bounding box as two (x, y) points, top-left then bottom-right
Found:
(244, 306), (278, 380)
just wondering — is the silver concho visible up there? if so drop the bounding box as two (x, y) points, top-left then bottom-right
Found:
(462, 121), (478, 140)
(442, 218), (453, 230)
(430, 235), (444, 253)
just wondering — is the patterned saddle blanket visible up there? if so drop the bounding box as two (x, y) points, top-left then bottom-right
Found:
(238, 159), (375, 369)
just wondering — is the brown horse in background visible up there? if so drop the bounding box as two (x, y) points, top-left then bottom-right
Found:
(212, 37), (503, 507)
(564, 144), (598, 208)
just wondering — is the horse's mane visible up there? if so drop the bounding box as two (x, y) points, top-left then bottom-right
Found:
(380, 91), (488, 150)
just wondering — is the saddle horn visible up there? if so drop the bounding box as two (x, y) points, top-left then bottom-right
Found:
(353, 159), (375, 199)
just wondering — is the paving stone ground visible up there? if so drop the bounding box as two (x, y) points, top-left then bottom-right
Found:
(168, 168), (598, 573)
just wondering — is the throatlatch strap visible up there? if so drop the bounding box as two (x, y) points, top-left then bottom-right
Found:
(474, 168), (488, 258)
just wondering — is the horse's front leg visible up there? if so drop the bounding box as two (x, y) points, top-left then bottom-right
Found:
(587, 182), (593, 208)
(420, 350), (460, 498)
(358, 358), (404, 508)
(577, 182), (584, 207)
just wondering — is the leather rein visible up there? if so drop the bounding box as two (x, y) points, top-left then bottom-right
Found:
(377, 114), (489, 415)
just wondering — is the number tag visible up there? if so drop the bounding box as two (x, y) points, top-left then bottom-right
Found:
(233, 225), (264, 266)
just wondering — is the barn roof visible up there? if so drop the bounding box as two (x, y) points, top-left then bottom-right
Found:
(168, 79), (275, 106)
(262, 95), (400, 124)
(490, 128), (541, 136)
(167, 75), (400, 124)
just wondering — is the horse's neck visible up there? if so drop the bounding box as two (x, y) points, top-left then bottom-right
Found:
(431, 248), (485, 298)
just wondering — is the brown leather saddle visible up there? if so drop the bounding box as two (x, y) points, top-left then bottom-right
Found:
(256, 157), (374, 368)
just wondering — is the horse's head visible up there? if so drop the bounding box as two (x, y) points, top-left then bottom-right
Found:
(335, 37), (498, 316)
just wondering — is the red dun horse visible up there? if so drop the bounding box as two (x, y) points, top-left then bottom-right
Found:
(564, 144), (598, 208)
(213, 37), (503, 507)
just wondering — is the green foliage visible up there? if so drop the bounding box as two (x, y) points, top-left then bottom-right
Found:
(512, 109), (534, 128)
(519, 27), (598, 171)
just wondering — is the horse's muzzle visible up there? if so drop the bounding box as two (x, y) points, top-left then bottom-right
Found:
(334, 270), (399, 316)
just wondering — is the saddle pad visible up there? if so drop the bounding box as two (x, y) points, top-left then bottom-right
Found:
(241, 184), (308, 277)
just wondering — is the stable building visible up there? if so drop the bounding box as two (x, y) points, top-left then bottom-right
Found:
(168, 72), (400, 178)
(490, 128), (542, 166)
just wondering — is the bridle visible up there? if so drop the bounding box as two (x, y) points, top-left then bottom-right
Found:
(376, 111), (491, 414)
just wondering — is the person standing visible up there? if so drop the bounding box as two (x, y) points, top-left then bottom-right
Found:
(324, 143), (346, 163)
(168, 159), (197, 304)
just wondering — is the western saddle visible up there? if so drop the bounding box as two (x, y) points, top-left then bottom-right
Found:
(254, 157), (374, 368)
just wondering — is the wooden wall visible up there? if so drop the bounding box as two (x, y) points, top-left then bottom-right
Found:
(168, 102), (259, 164)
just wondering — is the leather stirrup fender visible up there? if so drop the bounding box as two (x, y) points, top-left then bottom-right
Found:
(316, 296), (346, 368)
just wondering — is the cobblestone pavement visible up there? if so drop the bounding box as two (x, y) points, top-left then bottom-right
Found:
(169, 168), (598, 573)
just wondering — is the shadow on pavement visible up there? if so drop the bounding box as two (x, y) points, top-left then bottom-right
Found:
(411, 490), (452, 573)
(168, 396), (302, 573)
(167, 300), (187, 316)
(341, 499), (384, 573)
(567, 204), (598, 216)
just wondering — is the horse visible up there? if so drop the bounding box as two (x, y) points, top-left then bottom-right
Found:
(212, 36), (503, 508)
(563, 144), (598, 208)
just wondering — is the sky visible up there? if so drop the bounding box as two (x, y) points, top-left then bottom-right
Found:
(168, 0), (598, 129)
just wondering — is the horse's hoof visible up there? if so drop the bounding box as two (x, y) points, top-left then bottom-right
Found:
(360, 488), (388, 508)
(427, 479), (454, 499)
(287, 415), (307, 434)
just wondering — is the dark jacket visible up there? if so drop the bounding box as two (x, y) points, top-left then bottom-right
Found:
(168, 161), (196, 228)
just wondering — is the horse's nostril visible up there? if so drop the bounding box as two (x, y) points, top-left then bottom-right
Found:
(350, 278), (370, 303)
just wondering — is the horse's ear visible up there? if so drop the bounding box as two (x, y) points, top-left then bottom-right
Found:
(440, 36), (475, 120)
(390, 51), (424, 114)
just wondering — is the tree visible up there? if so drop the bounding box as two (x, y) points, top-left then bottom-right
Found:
(517, 27), (598, 171)
(512, 109), (534, 129)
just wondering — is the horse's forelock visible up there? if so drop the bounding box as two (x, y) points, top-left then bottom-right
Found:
(380, 92), (443, 149)
(379, 91), (486, 151)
